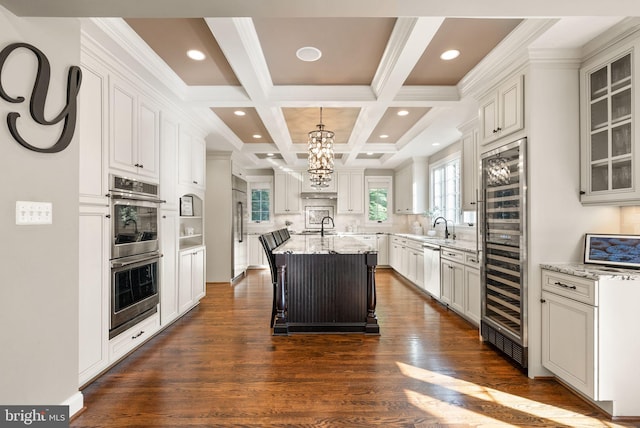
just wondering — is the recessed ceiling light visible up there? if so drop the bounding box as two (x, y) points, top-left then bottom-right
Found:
(186, 49), (206, 61)
(253, 134), (262, 139)
(266, 153), (274, 157)
(440, 49), (460, 60)
(234, 110), (246, 116)
(432, 142), (441, 146)
(296, 46), (322, 62)
(397, 110), (409, 116)
(380, 134), (389, 139)
(366, 152), (374, 155)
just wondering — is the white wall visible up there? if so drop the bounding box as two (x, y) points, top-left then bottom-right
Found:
(525, 58), (620, 377)
(205, 153), (233, 282)
(0, 7), (81, 409)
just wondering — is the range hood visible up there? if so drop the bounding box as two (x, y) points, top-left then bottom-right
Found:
(300, 192), (338, 200)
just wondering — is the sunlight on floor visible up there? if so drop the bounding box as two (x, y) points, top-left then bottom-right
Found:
(397, 362), (627, 427)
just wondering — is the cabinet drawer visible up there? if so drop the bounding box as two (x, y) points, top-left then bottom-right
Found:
(406, 239), (423, 251)
(109, 313), (160, 362)
(464, 252), (481, 268)
(441, 247), (464, 262)
(542, 270), (597, 306)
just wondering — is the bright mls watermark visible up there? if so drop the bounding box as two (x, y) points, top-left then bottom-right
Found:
(0, 406), (68, 427)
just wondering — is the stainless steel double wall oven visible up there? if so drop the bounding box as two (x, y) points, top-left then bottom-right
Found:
(108, 175), (164, 338)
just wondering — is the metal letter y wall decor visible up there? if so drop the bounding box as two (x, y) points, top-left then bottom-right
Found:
(0, 42), (82, 153)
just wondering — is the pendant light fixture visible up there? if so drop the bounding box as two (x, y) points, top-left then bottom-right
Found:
(307, 107), (335, 188)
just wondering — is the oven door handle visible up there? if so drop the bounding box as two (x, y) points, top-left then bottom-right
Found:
(112, 254), (161, 268)
(109, 193), (166, 204)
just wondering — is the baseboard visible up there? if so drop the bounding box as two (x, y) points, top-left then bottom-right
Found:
(61, 391), (83, 419)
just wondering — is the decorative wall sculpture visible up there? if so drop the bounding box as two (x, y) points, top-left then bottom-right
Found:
(0, 42), (82, 153)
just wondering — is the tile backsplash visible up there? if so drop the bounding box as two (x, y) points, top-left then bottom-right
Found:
(620, 206), (640, 234)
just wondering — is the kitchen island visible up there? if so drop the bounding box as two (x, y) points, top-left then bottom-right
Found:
(272, 235), (379, 335)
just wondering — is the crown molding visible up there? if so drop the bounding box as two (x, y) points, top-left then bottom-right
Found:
(458, 18), (558, 99)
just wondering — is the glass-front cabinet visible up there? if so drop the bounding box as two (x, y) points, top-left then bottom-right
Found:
(581, 44), (639, 204)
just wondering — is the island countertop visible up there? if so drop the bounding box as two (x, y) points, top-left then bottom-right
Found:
(273, 235), (377, 255)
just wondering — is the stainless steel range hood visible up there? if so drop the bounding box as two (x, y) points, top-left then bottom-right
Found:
(300, 192), (338, 200)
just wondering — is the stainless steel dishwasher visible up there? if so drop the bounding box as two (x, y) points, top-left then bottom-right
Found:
(423, 243), (441, 299)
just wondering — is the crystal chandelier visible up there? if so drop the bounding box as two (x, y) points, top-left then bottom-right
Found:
(307, 107), (335, 188)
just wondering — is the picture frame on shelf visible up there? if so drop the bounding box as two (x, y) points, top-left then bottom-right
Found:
(180, 196), (194, 216)
(305, 206), (334, 230)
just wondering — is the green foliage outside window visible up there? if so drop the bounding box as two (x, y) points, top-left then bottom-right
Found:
(368, 188), (388, 222)
(251, 189), (270, 222)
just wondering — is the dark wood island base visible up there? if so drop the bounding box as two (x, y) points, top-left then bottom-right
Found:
(273, 251), (379, 336)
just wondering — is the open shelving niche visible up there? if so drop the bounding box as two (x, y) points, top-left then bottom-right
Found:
(179, 194), (203, 250)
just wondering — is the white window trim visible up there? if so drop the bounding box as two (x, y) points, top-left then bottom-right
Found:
(365, 176), (393, 226)
(429, 151), (461, 224)
(247, 176), (274, 225)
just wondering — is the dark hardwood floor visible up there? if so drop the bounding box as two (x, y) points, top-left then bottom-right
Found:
(72, 269), (636, 427)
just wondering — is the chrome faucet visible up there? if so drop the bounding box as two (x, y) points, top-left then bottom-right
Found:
(320, 216), (334, 237)
(433, 216), (456, 240)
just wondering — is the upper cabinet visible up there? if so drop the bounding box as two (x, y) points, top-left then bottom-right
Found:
(479, 74), (524, 146)
(178, 129), (205, 191)
(109, 75), (160, 181)
(394, 160), (427, 214)
(274, 170), (302, 214)
(160, 115), (179, 211)
(580, 40), (640, 205)
(337, 170), (364, 214)
(460, 121), (479, 211)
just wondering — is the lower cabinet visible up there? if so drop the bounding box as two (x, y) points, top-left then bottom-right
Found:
(248, 234), (267, 268)
(541, 268), (640, 416)
(160, 210), (179, 326)
(78, 206), (110, 386)
(108, 313), (160, 362)
(179, 246), (206, 313)
(376, 234), (389, 266)
(440, 248), (481, 326)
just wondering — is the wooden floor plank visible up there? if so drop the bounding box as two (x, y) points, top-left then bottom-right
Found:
(72, 269), (637, 427)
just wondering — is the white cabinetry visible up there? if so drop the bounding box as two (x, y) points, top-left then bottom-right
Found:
(78, 206), (110, 386)
(580, 41), (640, 205)
(390, 236), (424, 288)
(394, 160), (427, 214)
(376, 234), (389, 266)
(460, 121), (479, 211)
(274, 170), (302, 214)
(479, 74), (524, 146)
(248, 234), (268, 268)
(160, 210), (179, 326)
(337, 170), (364, 214)
(541, 268), (640, 416)
(178, 130), (205, 190)
(179, 246), (206, 314)
(109, 75), (160, 180)
(440, 247), (481, 325)
(160, 115), (179, 211)
(108, 313), (160, 362)
(79, 54), (108, 206)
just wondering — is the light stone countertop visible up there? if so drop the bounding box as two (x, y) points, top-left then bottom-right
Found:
(273, 235), (377, 255)
(394, 233), (479, 253)
(541, 263), (640, 281)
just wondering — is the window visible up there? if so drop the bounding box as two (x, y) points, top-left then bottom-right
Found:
(248, 178), (273, 223)
(430, 154), (461, 223)
(366, 177), (393, 224)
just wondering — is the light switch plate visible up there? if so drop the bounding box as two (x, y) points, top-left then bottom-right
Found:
(16, 201), (53, 225)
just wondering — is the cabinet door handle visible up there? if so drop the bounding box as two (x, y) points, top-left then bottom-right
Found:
(554, 281), (577, 290)
(139, 164), (144, 169)
(540, 299), (546, 303)
(132, 330), (144, 339)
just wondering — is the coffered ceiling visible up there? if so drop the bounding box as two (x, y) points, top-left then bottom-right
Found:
(123, 16), (522, 170)
(0, 0), (631, 171)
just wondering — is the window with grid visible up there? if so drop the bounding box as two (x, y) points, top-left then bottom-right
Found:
(430, 154), (461, 223)
(250, 181), (271, 223)
(366, 177), (393, 224)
